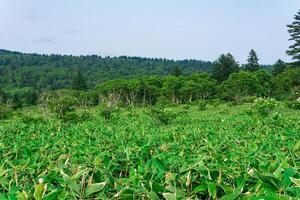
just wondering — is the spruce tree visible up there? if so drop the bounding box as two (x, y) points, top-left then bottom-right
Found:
(287, 10), (300, 63)
(272, 59), (286, 75)
(245, 49), (260, 72)
(171, 66), (182, 77)
(72, 69), (87, 91)
(212, 53), (239, 82)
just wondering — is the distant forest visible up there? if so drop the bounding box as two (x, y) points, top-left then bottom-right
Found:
(0, 49), (215, 90)
(0, 49), (273, 90)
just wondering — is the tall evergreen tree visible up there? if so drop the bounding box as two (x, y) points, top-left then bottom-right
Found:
(72, 69), (87, 91)
(212, 53), (239, 82)
(272, 59), (286, 75)
(171, 66), (182, 77)
(287, 10), (300, 63)
(245, 49), (260, 72)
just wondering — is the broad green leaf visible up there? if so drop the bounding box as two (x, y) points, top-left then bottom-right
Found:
(34, 184), (45, 200)
(255, 170), (282, 190)
(42, 190), (60, 200)
(162, 192), (176, 200)
(208, 182), (217, 199)
(60, 170), (80, 195)
(282, 168), (296, 188)
(16, 192), (27, 200)
(291, 177), (300, 186)
(84, 182), (106, 197)
(192, 184), (208, 195)
(71, 168), (90, 180)
(58, 189), (68, 200)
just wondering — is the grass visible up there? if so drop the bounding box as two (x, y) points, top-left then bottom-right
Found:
(0, 102), (299, 199)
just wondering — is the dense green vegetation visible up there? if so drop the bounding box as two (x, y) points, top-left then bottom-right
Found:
(0, 66), (299, 110)
(287, 10), (300, 62)
(0, 49), (213, 90)
(0, 8), (299, 200)
(0, 100), (299, 199)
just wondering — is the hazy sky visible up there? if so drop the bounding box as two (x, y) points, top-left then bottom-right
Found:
(0, 0), (299, 64)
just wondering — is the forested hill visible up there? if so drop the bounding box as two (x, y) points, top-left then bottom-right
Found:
(0, 49), (213, 90)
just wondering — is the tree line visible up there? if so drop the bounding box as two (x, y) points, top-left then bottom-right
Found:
(0, 61), (298, 109)
(0, 50), (213, 90)
(0, 9), (300, 109)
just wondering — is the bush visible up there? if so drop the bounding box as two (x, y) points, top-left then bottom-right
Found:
(155, 96), (173, 107)
(197, 100), (207, 111)
(149, 107), (176, 125)
(3, 87), (38, 109)
(40, 90), (79, 119)
(0, 104), (10, 119)
(100, 106), (117, 121)
(252, 98), (278, 116)
(286, 100), (300, 110)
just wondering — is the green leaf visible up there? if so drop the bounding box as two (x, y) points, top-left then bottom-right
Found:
(282, 168), (296, 188)
(16, 192), (27, 200)
(162, 193), (176, 200)
(58, 189), (68, 200)
(291, 177), (300, 187)
(60, 170), (80, 195)
(71, 168), (90, 180)
(147, 191), (159, 200)
(208, 182), (217, 199)
(219, 193), (238, 200)
(192, 184), (208, 195)
(34, 184), (45, 200)
(42, 190), (60, 200)
(255, 170), (282, 190)
(84, 182), (106, 197)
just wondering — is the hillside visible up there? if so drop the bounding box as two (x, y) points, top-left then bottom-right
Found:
(0, 49), (213, 90)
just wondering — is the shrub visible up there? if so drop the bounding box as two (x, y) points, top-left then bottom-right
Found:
(40, 90), (79, 119)
(149, 107), (176, 125)
(100, 106), (117, 120)
(155, 96), (173, 107)
(0, 104), (10, 119)
(197, 100), (207, 111)
(286, 100), (300, 110)
(252, 98), (278, 116)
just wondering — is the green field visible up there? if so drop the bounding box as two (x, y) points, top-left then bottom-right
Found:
(0, 102), (299, 199)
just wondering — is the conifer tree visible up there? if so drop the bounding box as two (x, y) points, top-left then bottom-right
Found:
(171, 66), (182, 77)
(212, 53), (239, 82)
(245, 49), (260, 72)
(272, 59), (286, 75)
(72, 69), (87, 91)
(287, 10), (300, 63)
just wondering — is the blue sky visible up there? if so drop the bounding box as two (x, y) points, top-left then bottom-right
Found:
(0, 0), (299, 64)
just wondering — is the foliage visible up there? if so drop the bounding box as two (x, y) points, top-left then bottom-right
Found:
(0, 104), (10, 119)
(1, 87), (37, 109)
(40, 90), (79, 119)
(197, 100), (207, 111)
(245, 49), (260, 72)
(212, 53), (239, 82)
(0, 103), (299, 199)
(272, 59), (287, 75)
(287, 10), (300, 62)
(99, 106), (118, 120)
(273, 67), (300, 99)
(170, 66), (182, 77)
(155, 96), (173, 107)
(0, 50), (213, 90)
(252, 98), (278, 116)
(149, 107), (176, 125)
(286, 99), (300, 110)
(219, 71), (262, 100)
(71, 68), (87, 91)
(253, 69), (273, 96)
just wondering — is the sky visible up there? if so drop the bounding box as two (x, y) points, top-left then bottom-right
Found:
(0, 0), (299, 64)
